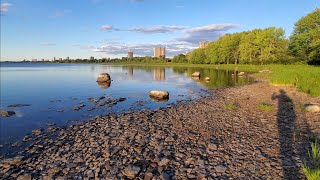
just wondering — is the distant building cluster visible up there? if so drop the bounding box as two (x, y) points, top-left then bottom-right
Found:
(199, 41), (210, 48)
(154, 47), (166, 58)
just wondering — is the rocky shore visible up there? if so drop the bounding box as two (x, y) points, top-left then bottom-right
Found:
(1, 81), (319, 179)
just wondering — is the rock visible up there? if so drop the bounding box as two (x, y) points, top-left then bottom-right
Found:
(192, 72), (200, 77)
(204, 77), (210, 81)
(96, 73), (111, 82)
(238, 72), (245, 76)
(97, 81), (111, 89)
(7, 104), (31, 107)
(23, 136), (32, 142)
(17, 174), (32, 180)
(144, 172), (153, 180)
(0, 156), (24, 166)
(122, 165), (141, 179)
(0, 110), (16, 117)
(304, 103), (320, 113)
(47, 167), (61, 175)
(118, 97), (127, 102)
(158, 158), (170, 167)
(208, 143), (218, 151)
(149, 91), (169, 101)
(214, 165), (227, 173)
(32, 129), (42, 135)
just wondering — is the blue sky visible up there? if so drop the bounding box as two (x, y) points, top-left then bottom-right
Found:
(0, 0), (319, 61)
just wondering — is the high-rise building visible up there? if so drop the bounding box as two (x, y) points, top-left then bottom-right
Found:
(128, 49), (133, 59)
(90, 56), (94, 60)
(199, 41), (210, 48)
(154, 47), (166, 58)
(67, 57), (70, 60)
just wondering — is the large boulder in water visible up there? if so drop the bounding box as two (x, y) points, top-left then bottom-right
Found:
(96, 73), (111, 82)
(192, 72), (200, 77)
(149, 90), (169, 101)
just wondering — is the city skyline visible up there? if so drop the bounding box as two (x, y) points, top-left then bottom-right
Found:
(1, 0), (319, 61)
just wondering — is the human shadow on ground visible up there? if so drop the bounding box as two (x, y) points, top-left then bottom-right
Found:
(272, 89), (313, 180)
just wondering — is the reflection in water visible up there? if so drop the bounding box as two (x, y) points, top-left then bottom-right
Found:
(97, 81), (111, 89)
(150, 96), (169, 103)
(128, 66), (133, 78)
(192, 76), (200, 80)
(154, 67), (165, 81)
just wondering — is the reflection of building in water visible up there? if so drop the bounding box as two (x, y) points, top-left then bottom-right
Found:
(128, 66), (133, 78)
(154, 68), (165, 81)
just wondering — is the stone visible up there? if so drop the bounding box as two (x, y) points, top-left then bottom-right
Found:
(208, 143), (218, 151)
(0, 110), (16, 117)
(32, 129), (42, 135)
(214, 165), (227, 173)
(304, 103), (320, 113)
(0, 156), (24, 166)
(204, 77), (210, 81)
(192, 72), (200, 77)
(122, 165), (141, 179)
(149, 91), (169, 101)
(238, 72), (245, 76)
(144, 172), (153, 180)
(17, 174), (32, 180)
(47, 167), (61, 175)
(158, 158), (170, 167)
(96, 73), (111, 82)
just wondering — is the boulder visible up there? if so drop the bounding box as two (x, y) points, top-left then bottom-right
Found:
(0, 110), (15, 117)
(149, 91), (169, 101)
(122, 165), (140, 179)
(96, 73), (111, 82)
(304, 103), (320, 113)
(97, 81), (111, 89)
(238, 72), (245, 76)
(204, 77), (210, 81)
(192, 72), (200, 77)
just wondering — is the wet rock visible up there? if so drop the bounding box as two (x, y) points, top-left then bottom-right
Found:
(32, 129), (43, 135)
(149, 91), (169, 101)
(304, 103), (320, 113)
(192, 72), (200, 77)
(122, 165), (141, 179)
(23, 136), (32, 142)
(7, 104), (31, 107)
(118, 97), (127, 102)
(0, 110), (16, 117)
(96, 73), (111, 82)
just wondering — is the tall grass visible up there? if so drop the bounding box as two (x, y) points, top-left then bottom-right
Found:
(303, 141), (320, 180)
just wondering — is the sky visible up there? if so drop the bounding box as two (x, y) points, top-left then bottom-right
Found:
(0, 0), (319, 61)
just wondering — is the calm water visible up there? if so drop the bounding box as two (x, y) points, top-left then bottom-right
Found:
(0, 63), (252, 156)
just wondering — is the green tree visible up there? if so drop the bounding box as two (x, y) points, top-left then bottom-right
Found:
(189, 48), (207, 64)
(289, 8), (320, 64)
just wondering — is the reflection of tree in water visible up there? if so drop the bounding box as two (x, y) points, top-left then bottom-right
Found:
(172, 67), (252, 88)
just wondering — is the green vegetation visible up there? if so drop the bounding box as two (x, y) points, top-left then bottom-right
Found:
(289, 9), (320, 65)
(303, 141), (320, 180)
(258, 102), (274, 111)
(224, 103), (237, 110)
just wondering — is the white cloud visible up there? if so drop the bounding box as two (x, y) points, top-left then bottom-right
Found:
(0, 3), (11, 14)
(175, 23), (239, 43)
(49, 10), (71, 18)
(129, 25), (186, 34)
(100, 25), (114, 31)
(40, 43), (56, 46)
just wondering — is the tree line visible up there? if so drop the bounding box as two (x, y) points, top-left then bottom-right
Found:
(173, 8), (320, 65)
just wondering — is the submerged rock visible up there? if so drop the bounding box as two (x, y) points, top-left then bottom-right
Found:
(96, 73), (111, 82)
(7, 104), (31, 107)
(0, 110), (16, 117)
(192, 72), (200, 77)
(149, 91), (169, 101)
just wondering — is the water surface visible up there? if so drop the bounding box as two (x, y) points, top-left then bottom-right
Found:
(0, 63), (252, 156)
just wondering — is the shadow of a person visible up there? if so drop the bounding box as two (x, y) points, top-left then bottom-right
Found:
(272, 89), (300, 179)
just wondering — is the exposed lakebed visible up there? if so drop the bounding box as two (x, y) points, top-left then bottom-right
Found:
(0, 63), (253, 157)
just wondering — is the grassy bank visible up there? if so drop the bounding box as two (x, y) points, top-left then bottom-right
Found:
(108, 62), (320, 96)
